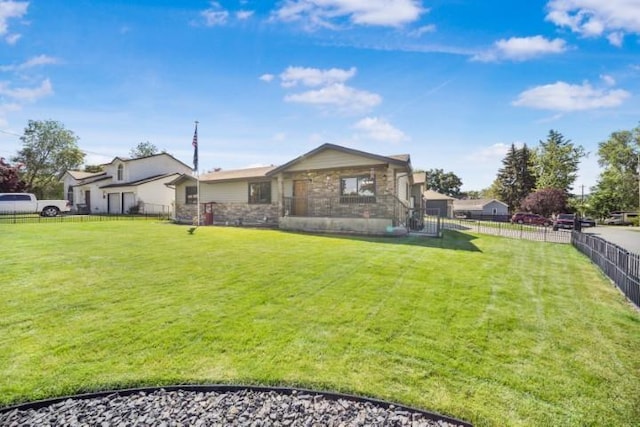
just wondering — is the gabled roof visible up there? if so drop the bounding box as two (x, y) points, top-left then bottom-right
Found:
(164, 166), (276, 187)
(99, 173), (180, 188)
(105, 152), (192, 170)
(423, 189), (454, 200)
(267, 143), (411, 176)
(66, 170), (104, 180)
(200, 165), (276, 182)
(453, 198), (508, 209)
(67, 171), (110, 187)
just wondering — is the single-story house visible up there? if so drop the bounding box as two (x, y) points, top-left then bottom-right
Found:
(167, 143), (418, 235)
(452, 198), (509, 219)
(62, 153), (193, 214)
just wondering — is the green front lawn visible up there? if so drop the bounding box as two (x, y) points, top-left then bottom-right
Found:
(1, 222), (639, 426)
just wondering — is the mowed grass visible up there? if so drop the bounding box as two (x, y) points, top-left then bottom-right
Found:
(1, 222), (639, 426)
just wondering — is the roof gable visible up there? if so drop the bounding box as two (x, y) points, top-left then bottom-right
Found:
(268, 143), (411, 175)
(105, 152), (192, 170)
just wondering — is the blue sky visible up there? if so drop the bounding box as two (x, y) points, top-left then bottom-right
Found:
(1, 0), (639, 191)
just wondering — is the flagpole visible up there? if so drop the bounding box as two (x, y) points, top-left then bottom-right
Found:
(193, 120), (200, 226)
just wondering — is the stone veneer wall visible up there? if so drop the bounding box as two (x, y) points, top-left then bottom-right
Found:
(211, 203), (279, 226)
(285, 166), (400, 219)
(174, 203), (278, 226)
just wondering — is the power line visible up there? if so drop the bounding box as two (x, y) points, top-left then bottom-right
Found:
(0, 129), (21, 137)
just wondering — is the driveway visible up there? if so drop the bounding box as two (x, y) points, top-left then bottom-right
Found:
(582, 226), (640, 254)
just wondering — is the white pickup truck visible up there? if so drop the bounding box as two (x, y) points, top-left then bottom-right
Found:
(0, 193), (71, 217)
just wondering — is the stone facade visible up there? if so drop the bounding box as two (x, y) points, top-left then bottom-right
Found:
(283, 166), (402, 220)
(174, 202), (278, 226)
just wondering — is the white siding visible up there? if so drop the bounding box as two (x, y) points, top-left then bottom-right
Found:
(104, 154), (192, 183)
(286, 149), (384, 171)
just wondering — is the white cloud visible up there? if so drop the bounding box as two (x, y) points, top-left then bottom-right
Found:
(0, 0), (28, 43)
(600, 74), (615, 86)
(272, 0), (425, 29)
(408, 24), (436, 37)
(0, 78), (53, 102)
(285, 82), (381, 114)
(5, 32), (19, 44)
(512, 81), (630, 111)
(236, 10), (254, 20)
(468, 143), (512, 163)
(353, 116), (407, 143)
(546, 0), (640, 46)
(280, 66), (357, 88)
(259, 73), (275, 83)
(0, 54), (59, 72)
(472, 36), (567, 62)
(202, 9), (228, 26)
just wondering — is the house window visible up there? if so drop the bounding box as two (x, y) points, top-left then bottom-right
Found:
(67, 188), (74, 204)
(117, 164), (124, 181)
(249, 182), (271, 204)
(340, 176), (375, 203)
(185, 186), (198, 205)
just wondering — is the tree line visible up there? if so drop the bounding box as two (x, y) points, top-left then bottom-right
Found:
(1, 120), (639, 219)
(1, 120), (161, 198)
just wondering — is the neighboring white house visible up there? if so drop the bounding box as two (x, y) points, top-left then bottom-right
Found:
(452, 198), (509, 218)
(62, 153), (193, 214)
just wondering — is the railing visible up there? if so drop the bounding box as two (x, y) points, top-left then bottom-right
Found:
(572, 232), (640, 309)
(284, 195), (409, 226)
(443, 218), (572, 243)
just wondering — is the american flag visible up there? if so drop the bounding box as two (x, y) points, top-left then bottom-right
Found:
(192, 122), (198, 172)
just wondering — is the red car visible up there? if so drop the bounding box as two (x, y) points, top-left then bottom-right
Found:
(511, 212), (552, 226)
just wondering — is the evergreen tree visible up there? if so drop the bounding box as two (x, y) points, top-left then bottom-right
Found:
(495, 143), (536, 211)
(533, 130), (585, 193)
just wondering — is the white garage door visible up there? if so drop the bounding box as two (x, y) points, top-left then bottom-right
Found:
(108, 193), (121, 214)
(123, 192), (136, 214)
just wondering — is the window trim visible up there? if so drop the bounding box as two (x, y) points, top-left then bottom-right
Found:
(117, 164), (124, 181)
(248, 181), (272, 204)
(340, 175), (376, 203)
(185, 185), (198, 205)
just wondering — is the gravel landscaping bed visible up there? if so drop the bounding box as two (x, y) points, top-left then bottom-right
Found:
(0, 387), (471, 426)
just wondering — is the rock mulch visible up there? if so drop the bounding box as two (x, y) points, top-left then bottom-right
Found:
(0, 388), (469, 426)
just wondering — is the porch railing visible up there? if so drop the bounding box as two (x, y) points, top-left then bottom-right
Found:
(284, 195), (410, 226)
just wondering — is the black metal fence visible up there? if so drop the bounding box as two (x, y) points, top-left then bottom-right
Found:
(0, 212), (171, 224)
(443, 219), (572, 243)
(572, 232), (640, 309)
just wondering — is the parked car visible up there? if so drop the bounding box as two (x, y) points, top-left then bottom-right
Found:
(511, 212), (552, 226)
(579, 217), (596, 227)
(553, 213), (576, 231)
(0, 193), (71, 217)
(604, 212), (638, 226)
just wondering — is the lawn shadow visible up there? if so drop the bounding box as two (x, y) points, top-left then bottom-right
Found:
(283, 229), (481, 252)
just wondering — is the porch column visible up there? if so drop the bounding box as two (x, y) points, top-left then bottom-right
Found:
(277, 173), (284, 217)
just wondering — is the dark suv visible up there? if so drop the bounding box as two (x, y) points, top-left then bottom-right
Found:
(552, 213), (575, 231)
(511, 212), (552, 226)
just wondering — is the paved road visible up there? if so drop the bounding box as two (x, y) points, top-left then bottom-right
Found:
(582, 226), (640, 254)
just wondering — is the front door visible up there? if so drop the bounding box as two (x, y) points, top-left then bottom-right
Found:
(84, 190), (91, 212)
(293, 180), (308, 216)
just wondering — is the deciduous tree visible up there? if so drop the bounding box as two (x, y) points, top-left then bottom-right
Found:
(424, 168), (463, 197)
(520, 188), (568, 217)
(129, 141), (159, 158)
(11, 120), (84, 198)
(0, 158), (27, 192)
(589, 126), (639, 215)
